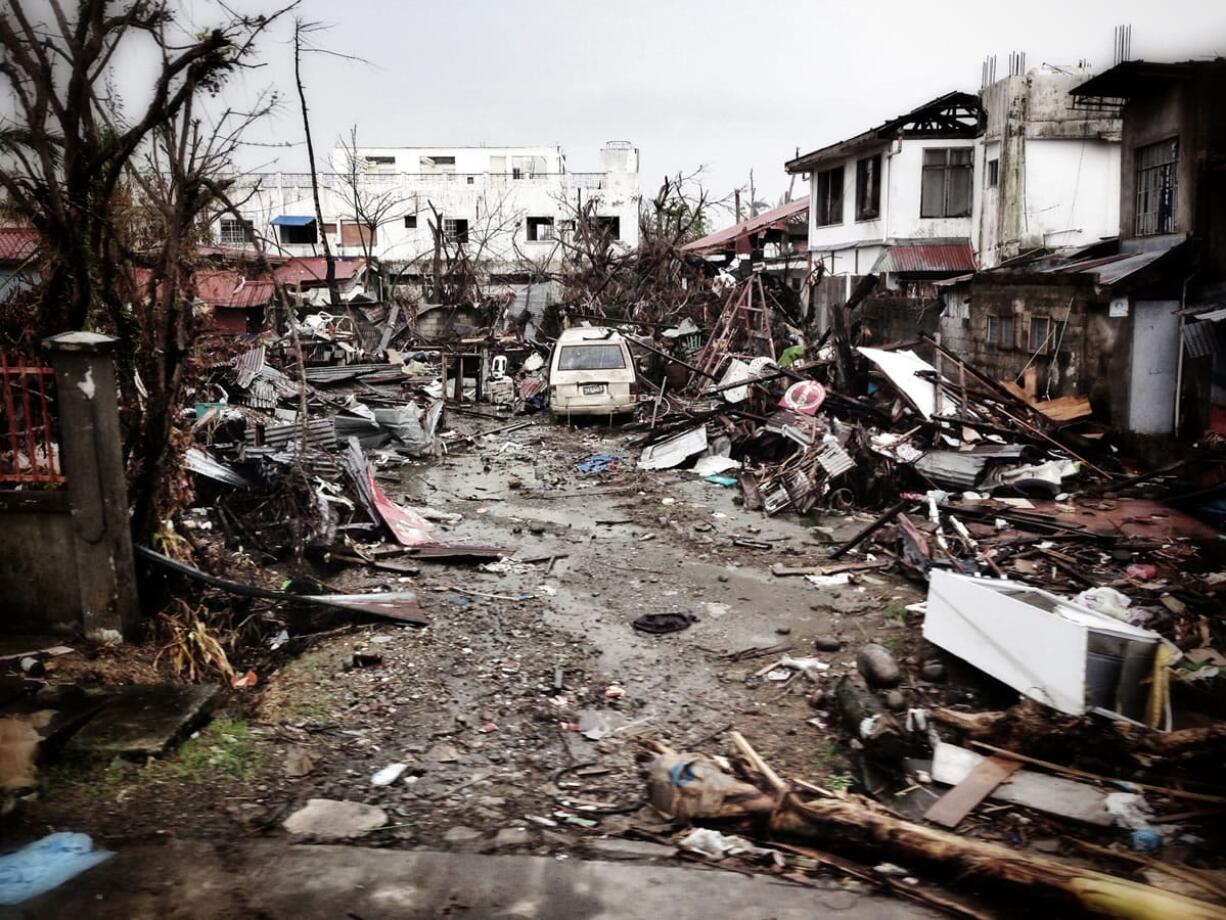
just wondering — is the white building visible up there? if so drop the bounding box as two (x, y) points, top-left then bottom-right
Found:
(784, 68), (1122, 309)
(784, 91), (984, 304)
(218, 142), (641, 280)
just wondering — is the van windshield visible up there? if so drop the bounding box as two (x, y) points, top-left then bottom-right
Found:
(558, 344), (626, 371)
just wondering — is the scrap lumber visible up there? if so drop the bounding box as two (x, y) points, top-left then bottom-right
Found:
(923, 754), (1022, 828)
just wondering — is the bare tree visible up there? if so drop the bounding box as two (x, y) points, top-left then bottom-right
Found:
(292, 19), (340, 307)
(0, 0), (292, 545)
(336, 126), (412, 300)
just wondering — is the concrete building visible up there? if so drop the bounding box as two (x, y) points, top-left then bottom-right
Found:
(977, 65), (1121, 267)
(217, 142), (641, 286)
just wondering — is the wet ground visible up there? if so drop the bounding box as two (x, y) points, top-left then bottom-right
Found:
(27, 413), (938, 856)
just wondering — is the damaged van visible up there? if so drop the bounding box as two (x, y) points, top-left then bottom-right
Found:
(548, 327), (638, 418)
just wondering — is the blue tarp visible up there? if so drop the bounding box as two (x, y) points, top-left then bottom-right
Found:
(270, 215), (317, 227)
(0, 832), (111, 905)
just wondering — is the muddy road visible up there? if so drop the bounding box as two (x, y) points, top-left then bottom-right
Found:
(34, 415), (940, 853)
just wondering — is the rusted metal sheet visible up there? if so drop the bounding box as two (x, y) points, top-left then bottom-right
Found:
(873, 242), (977, 274)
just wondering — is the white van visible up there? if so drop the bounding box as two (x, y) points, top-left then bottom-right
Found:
(548, 327), (638, 417)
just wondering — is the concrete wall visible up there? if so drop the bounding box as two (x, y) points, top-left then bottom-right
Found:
(0, 492), (82, 634)
(939, 277), (1138, 426)
(976, 67), (1121, 267)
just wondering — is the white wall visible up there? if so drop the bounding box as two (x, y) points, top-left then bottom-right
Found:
(1022, 139), (1120, 250)
(806, 137), (978, 274)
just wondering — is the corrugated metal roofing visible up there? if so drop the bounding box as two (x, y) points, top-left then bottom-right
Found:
(872, 241), (977, 274)
(196, 271), (276, 309)
(681, 198), (809, 256)
(274, 257), (366, 286)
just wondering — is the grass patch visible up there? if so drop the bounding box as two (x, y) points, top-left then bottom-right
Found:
(155, 716), (261, 782)
(825, 772), (853, 792)
(877, 634), (901, 652)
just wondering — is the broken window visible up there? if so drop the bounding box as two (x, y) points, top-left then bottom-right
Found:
(855, 155), (881, 221)
(218, 218), (253, 245)
(364, 155), (396, 174)
(403, 215), (418, 229)
(921, 148), (973, 218)
(987, 314), (1014, 349)
(592, 216), (620, 241)
(443, 218), (469, 243)
(340, 221), (376, 247)
(815, 165), (844, 226)
(526, 216), (555, 242)
(1135, 137), (1179, 236)
(511, 156), (547, 179)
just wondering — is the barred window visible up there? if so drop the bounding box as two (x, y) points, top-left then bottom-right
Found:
(1135, 138), (1178, 236)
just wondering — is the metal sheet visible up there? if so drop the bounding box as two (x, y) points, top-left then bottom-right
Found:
(638, 426), (708, 471)
(185, 447), (255, 489)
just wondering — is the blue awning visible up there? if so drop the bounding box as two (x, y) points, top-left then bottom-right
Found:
(271, 215), (317, 227)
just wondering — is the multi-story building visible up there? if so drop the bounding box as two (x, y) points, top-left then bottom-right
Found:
(217, 142), (641, 285)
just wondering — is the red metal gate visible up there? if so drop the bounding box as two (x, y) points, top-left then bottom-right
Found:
(0, 352), (65, 485)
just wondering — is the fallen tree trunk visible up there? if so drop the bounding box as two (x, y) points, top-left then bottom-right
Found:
(931, 702), (1226, 763)
(646, 734), (1226, 920)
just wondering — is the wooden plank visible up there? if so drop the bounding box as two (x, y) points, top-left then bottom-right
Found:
(930, 742), (1115, 826)
(771, 559), (890, 577)
(924, 755), (1021, 828)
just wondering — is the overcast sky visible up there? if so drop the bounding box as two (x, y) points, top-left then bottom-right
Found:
(167, 0), (1226, 217)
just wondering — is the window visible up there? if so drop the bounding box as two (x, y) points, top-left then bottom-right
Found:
(815, 165), (844, 226)
(466, 176), (475, 185)
(593, 216), (620, 241)
(421, 155), (455, 167)
(403, 215), (418, 229)
(559, 219), (576, 234)
(443, 218), (469, 243)
(987, 158), (1000, 188)
(1135, 137), (1179, 236)
(921, 148), (973, 218)
(364, 155), (395, 174)
(320, 222), (337, 236)
(558, 344), (626, 371)
(340, 221), (375, 247)
(987, 315), (1014, 349)
(219, 218), (253, 245)
(855, 155), (881, 221)
(1028, 317), (1067, 354)
(526, 216), (555, 242)
(278, 221), (316, 245)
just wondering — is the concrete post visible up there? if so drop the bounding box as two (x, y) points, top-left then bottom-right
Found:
(42, 331), (139, 639)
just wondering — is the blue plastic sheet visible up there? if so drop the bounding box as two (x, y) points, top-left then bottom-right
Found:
(575, 453), (620, 474)
(0, 832), (111, 905)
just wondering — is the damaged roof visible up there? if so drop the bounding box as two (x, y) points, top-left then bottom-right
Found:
(681, 197), (809, 256)
(786, 91), (982, 174)
(274, 257), (367, 287)
(195, 270), (276, 309)
(1071, 58), (1225, 101)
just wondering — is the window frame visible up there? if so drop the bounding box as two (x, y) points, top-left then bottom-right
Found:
(987, 314), (1015, 350)
(987, 158), (1000, 189)
(218, 217), (253, 245)
(340, 220), (376, 247)
(1134, 137), (1179, 236)
(403, 215), (418, 230)
(526, 216), (556, 242)
(278, 221), (317, 245)
(814, 165), (845, 227)
(443, 218), (469, 243)
(920, 147), (974, 219)
(855, 154), (881, 222)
